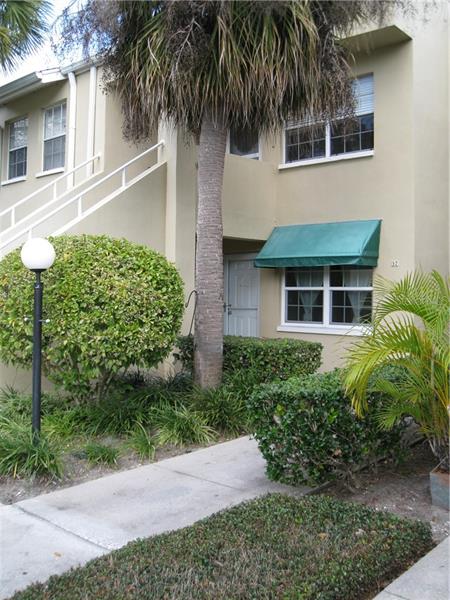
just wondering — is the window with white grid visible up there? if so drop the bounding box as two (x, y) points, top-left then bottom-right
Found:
(43, 102), (66, 171)
(284, 266), (373, 327)
(8, 117), (28, 180)
(284, 74), (374, 164)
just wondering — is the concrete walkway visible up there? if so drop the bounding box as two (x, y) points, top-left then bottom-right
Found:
(1, 436), (447, 600)
(0, 436), (308, 598)
(373, 537), (449, 600)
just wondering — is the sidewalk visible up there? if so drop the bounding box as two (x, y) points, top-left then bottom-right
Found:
(1, 436), (447, 600)
(373, 536), (449, 600)
(0, 436), (308, 598)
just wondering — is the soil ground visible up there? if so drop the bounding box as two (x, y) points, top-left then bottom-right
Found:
(327, 441), (449, 542)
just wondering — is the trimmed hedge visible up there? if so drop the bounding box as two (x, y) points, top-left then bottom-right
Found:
(247, 370), (408, 486)
(0, 235), (184, 400)
(176, 335), (322, 381)
(10, 494), (433, 600)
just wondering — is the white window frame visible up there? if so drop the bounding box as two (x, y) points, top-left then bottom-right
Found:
(6, 116), (28, 182)
(278, 266), (373, 336)
(42, 101), (67, 172)
(280, 73), (374, 169)
(227, 129), (260, 160)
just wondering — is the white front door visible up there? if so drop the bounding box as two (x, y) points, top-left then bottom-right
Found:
(224, 255), (260, 337)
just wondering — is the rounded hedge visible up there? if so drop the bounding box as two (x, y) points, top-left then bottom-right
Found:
(247, 369), (407, 486)
(0, 235), (184, 399)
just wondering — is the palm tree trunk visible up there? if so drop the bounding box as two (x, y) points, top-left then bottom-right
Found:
(194, 113), (227, 388)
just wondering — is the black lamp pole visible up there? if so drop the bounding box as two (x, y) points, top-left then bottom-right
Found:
(31, 270), (44, 441)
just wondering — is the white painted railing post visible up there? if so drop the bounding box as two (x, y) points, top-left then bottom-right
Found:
(121, 168), (127, 188)
(11, 208), (15, 228)
(77, 196), (83, 217)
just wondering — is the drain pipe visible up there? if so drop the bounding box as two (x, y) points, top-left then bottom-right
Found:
(67, 71), (77, 189)
(86, 65), (97, 177)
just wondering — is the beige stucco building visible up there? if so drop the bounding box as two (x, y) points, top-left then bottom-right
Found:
(0, 7), (448, 389)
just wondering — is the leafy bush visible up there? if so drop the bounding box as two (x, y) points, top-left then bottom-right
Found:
(176, 335), (322, 382)
(247, 370), (408, 486)
(0, 417), (63, 479)
(84, 443), (119, 466)
(0, 235), (184, 400)
(10, 494), (433, 600)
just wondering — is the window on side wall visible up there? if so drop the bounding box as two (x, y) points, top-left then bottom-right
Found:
(284, 266), (373, 327)
(43, 102), (66, 171)
(8, 117), (28, 180)
(284, 73), (374, 165)
(229, 126), (259, 159)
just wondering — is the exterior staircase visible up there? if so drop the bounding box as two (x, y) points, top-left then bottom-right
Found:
(0, 141), (165, 257)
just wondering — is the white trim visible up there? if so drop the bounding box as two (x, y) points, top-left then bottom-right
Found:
(36, 168), (65, 178)
(67, 73), (76, 188)
(224, 253), (260, 337)
(86, 66), (97, 177)
(279, 149), (374, 170)
(1, 176), (26, 186)
(277, 324), (368, 336)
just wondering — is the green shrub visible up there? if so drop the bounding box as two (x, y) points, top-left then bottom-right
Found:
(84, 443), (119, 466)
(0, 417), (63, 479)
(153, 403), (216, 446)
(11, 494), (433, 600)
(176, 335), (322, 382)
(247, 370), (408, 486)
(126, 421), (156, 460)
(0, 235), (184, 400)
(190, 385), (249, 435)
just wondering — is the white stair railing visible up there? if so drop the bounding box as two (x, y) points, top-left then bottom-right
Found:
(0, 154), (101, 233)
(0, 141), (165, 255)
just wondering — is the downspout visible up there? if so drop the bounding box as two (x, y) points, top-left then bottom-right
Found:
(86, 65), (97, 177)
(67, 71), (77, 189)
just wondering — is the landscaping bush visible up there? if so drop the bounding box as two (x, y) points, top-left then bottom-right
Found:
(247, 370), (408, 486)
(176, 335), (322, 381)
(10, 494), (433, 600)
(0, 417), (63, 479)
(0, 235), (184, 400)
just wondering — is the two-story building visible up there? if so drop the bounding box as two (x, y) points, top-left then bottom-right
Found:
(0, 7), (448, 388)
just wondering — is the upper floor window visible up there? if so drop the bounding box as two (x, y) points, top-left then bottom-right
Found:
(284, 265), (373, 327)
(8, 117), (28, 180)
(229, 126), (259, 159)
(43, 102), (66, 171)
(284, 74), (374, 165)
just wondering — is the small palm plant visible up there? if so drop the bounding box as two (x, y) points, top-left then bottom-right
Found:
(345, 271), (449, 467)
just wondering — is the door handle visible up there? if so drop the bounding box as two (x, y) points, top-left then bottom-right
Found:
(224, 303), (232, 315)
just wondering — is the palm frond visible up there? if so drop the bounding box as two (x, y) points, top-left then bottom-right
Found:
(345, 270), (449, 460)
(0, 1), (52, 72)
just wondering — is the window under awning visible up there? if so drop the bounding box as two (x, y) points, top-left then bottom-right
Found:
(254, 219), (381, 268)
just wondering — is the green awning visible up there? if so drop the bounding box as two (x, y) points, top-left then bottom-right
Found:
(254, 219), (381, 268)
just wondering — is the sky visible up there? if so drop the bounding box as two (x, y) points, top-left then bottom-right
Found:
(0, 0), (74, 86)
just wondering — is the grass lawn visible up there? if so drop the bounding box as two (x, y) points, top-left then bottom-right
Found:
(10, 494), (433, 600)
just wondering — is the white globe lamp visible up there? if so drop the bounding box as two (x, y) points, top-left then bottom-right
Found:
(20, 238), (56, 272)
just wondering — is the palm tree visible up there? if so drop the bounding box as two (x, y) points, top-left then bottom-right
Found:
(0, 1), (52, 72)
(345, 271), (449, 466)
(59, 0), (405, 387)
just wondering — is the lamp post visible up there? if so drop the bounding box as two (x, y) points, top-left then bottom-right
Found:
(20, 238), (56, 441)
